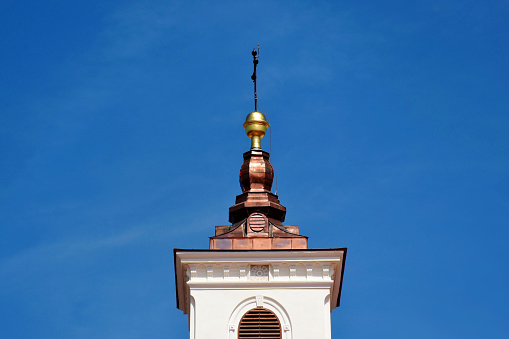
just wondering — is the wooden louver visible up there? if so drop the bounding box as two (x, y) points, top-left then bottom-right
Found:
(238, 308), (281, 339)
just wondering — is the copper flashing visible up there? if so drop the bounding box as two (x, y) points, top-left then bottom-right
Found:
(210, 218), (308, 250)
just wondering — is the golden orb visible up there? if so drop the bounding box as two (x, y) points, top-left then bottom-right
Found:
(243, 111), (270, 149)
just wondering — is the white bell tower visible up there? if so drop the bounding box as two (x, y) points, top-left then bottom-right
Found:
(174, 52), (346, 339)
(174, 248), (345, 339)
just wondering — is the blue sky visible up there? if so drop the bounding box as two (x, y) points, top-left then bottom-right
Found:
(1, 0), (508, 338)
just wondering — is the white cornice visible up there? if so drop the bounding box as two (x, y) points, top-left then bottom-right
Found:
(174, 248), (346, 314)
(175, 249), (344, 263)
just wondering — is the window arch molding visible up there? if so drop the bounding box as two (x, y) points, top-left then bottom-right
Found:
(227, 296), (292, 339)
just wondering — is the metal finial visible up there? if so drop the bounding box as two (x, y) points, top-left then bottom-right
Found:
(251, 45), (260, 112)
(243, 112), (269, 149)
(244, 45), (268, 150)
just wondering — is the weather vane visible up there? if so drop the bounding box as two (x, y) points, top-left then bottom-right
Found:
(251, 44), (260, 112)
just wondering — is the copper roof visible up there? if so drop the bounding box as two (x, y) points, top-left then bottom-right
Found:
(208, 148), (307, 250)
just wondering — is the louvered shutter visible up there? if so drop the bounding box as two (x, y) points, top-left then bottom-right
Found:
(238, 308), (281, 339)
(248, 213), (266, 232)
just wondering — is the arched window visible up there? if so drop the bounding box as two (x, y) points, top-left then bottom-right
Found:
(238, 308), (281, 339)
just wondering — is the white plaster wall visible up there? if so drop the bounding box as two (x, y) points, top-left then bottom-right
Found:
(190, 286), (331, 339)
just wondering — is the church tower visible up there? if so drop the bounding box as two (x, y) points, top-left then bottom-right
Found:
(174, 51), (347, 339)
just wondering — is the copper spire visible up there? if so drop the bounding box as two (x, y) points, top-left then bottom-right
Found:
(210, 142), (308, 250)
(208, 50), (308, 250)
